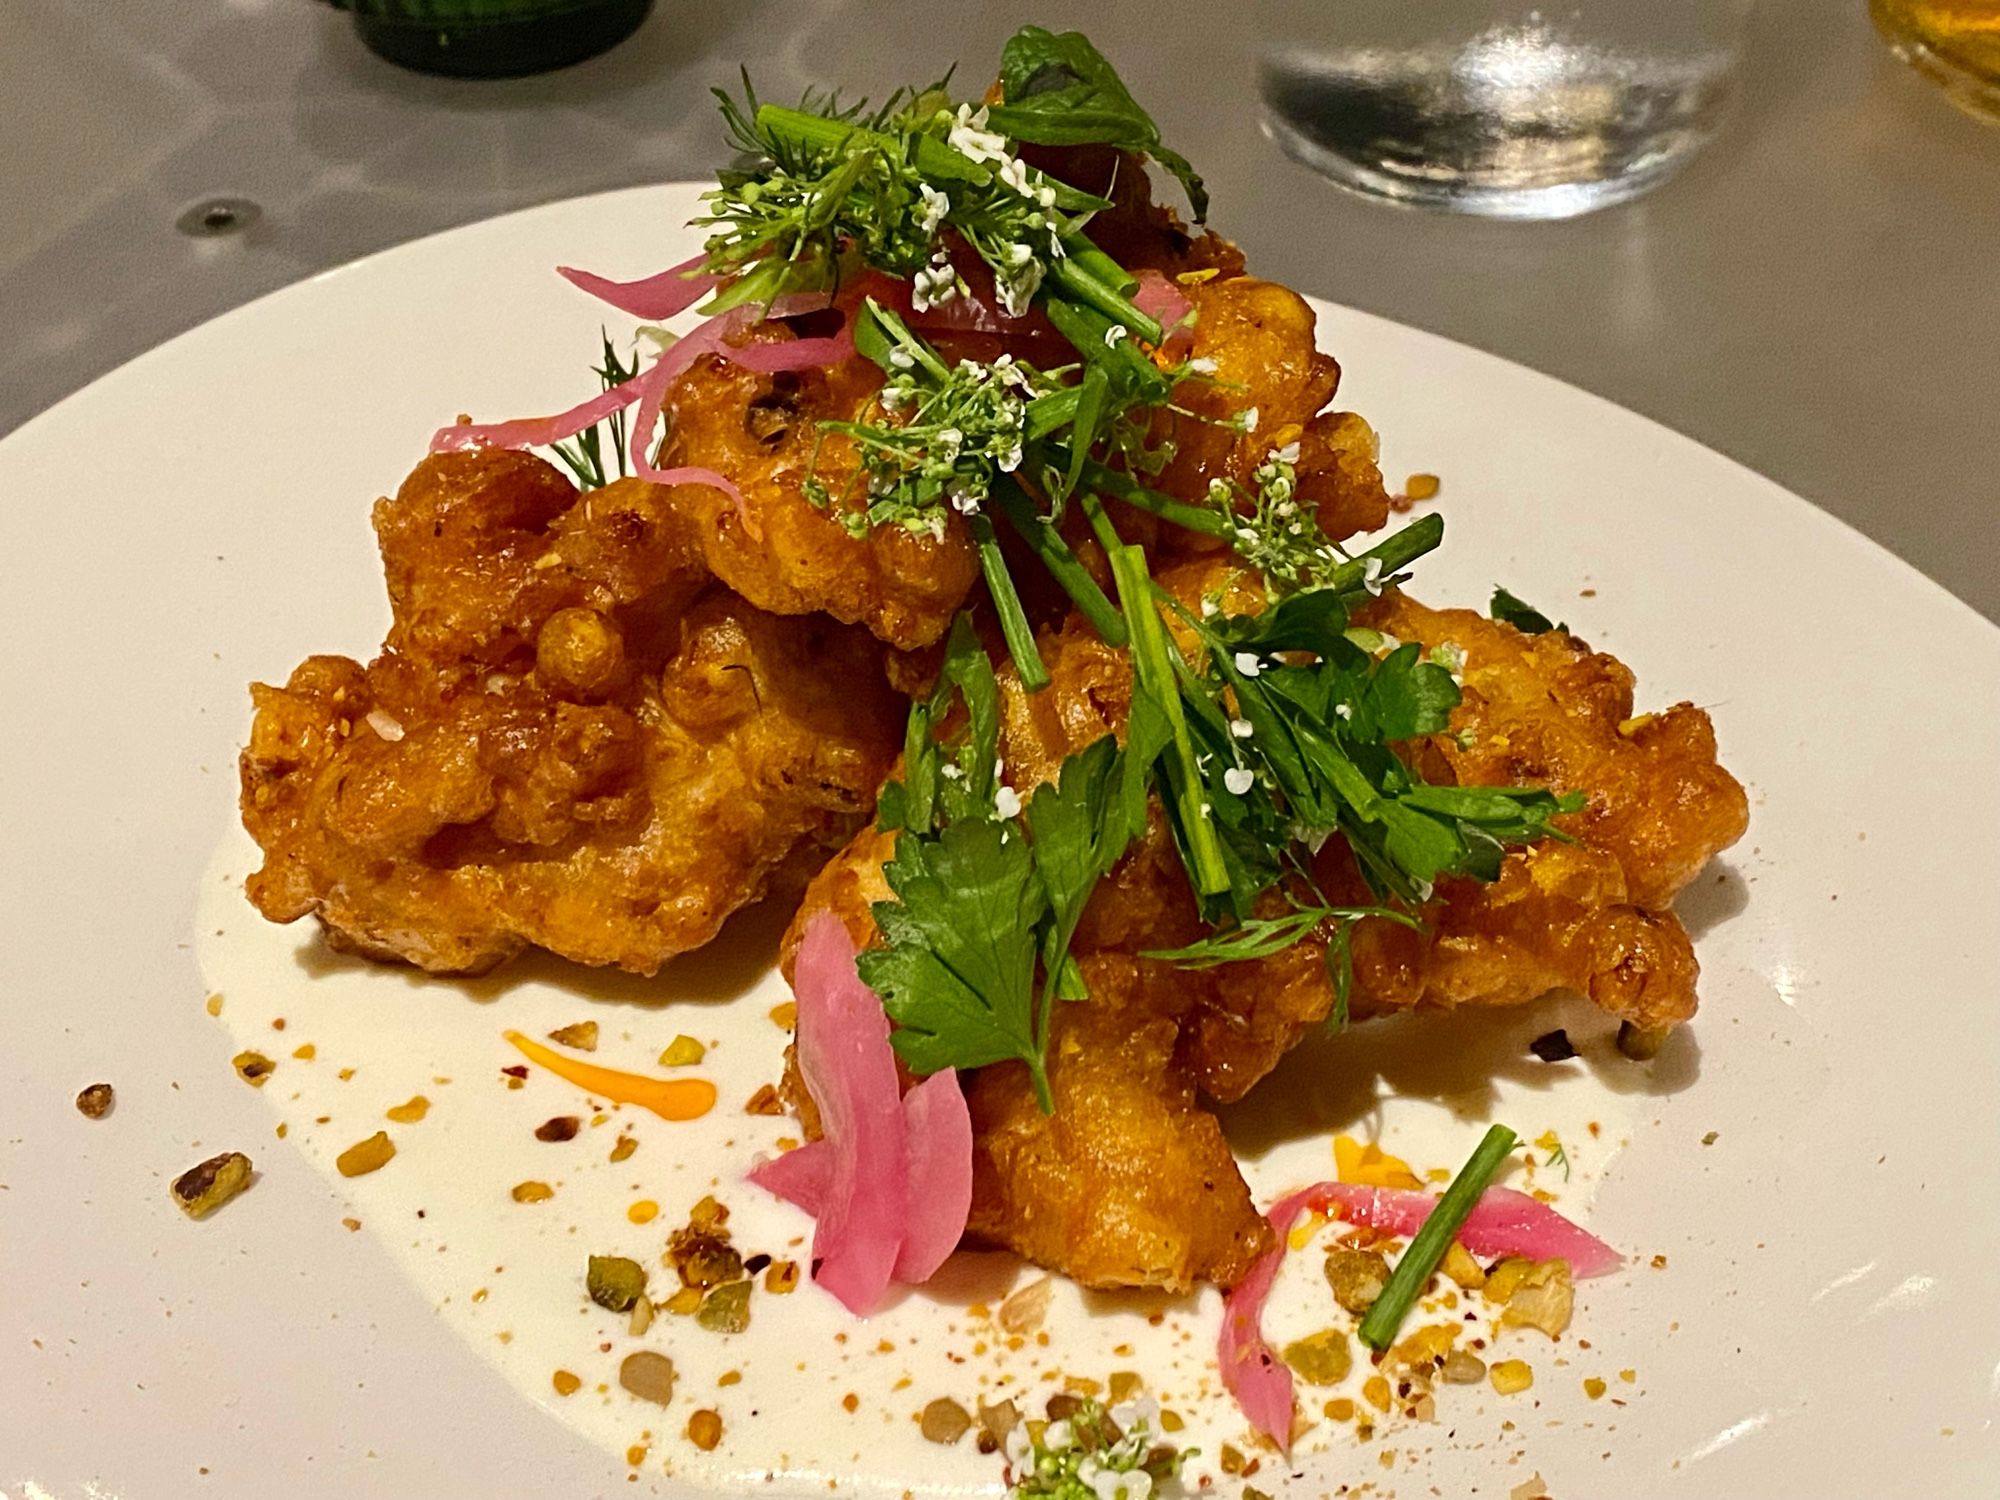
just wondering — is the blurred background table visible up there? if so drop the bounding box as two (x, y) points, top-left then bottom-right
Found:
(5, 0), (1996, 619)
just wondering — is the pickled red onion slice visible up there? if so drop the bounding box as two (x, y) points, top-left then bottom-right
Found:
(1220, 1179), (1623, 1450)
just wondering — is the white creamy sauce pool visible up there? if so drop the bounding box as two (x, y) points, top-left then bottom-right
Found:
(199, 826), (1652, 1496)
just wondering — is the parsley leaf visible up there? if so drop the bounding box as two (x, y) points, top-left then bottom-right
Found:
(1490, 586), (1565, 635)
(860, 817), (1050, 1093)
(987, 27), (1208, 221)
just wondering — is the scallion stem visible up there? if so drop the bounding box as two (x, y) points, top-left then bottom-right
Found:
(1109, 545), (1231, 897)
(1329, 512), (1445, 595)
(1357, 1123), (1519, 1352)
(1051, 245), (1163, 346)
(971, 514), (1050, 692)
(989, 479), (1127, 647)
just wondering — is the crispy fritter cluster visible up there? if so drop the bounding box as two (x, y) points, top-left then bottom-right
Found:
(242, 449), (909, 974)
(783, 558), (1747, 1291)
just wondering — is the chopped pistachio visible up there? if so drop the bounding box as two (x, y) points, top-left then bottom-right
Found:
(669, 1226), (743, 1290)
(1281, 1327), (1352, 1386)
(665, 1286), (704, 1315)
(1325, 1246), (1391, 1314)
(696, 1279), (752, 1333)
(232, 1051), (275, 1087)
(335, 1131), (395, 1177)
(547, 1021), (599, 1052)
(689, 1195), (729, 1232)
(744, 1083), (785, 1115)
(588, 1254), (649, 1312)
(687, 1407), (723, 1451)
(920, 1397), (972, 1445)
(74, 1082), (114, 1119)
(763, 1259), (799, 1294)
(659, 1035), (706, 1068)
(1107, 1371), (1142, 1405)
(171, 1150), (253, 1218)
(535, 1115), (580, 1142)
(629, 1294), (656, 1337)
(976, 1398), (1020, 1455)
(618, 1350), (676, 1405)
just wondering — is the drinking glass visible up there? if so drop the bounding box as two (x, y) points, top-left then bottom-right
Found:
(1255, 0), (1754, 219)
(1872, 0), (2000, 122)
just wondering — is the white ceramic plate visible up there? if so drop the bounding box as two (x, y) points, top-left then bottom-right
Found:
(4, 183), (1997, 1500)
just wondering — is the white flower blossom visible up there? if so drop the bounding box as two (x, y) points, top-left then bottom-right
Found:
(1223, 766), (1255, 795)
(1233, 651), (1262, 677)
(1090, 1470), (1153, 1500)
(947, 103), (1008, 164)
(994, 785), (1022, 819)
(1229, 718), (1254, 739)
(917, 181), (950, 237)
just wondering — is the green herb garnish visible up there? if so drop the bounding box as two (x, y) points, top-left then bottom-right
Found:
(1004, 1396), (1190, 1500)
(1490, 585), (1565, 636)
(1357, 1123), (1519, 1351)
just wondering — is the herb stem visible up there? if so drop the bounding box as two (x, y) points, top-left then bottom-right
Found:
(1075, 458), (1234, 539)
(989, 479), (1128, 647)
(1334, 512), (1445, 591)
(1075, 488), (1126, 558)
(1357, 1123), (1519, 1352)
(1109, 545), (1230, 896)
(754, 103), (860, 156)
(971, 514), (1051, 692)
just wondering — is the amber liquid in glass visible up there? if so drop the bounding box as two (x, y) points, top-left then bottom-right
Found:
(1872, 0), (2000, 120)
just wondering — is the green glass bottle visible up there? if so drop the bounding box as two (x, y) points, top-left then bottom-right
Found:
(322, 0), (653, 79)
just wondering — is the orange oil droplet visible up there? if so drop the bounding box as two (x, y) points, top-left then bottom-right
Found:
(502, 1031), (715, 1121)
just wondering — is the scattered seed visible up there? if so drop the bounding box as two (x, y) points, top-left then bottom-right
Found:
(335, 1132), (395, 1177)
(547, 1021), (598, 1052)
(1404, 473), (1441, 501)
(1107, 1371), (1142, 1405)
(552, 1369), (582, 1396)
(232, 1051), (275, 1087)
(1701, 1130), (1719, 1146)
(205, 994), (224, 1017)
(920, 1397), (972, 1445)
(74, 1083), (114, 1119)
(510, 1179), (554, 1203)
(665, 1286), (703, 1315)
(1441, 1241), (1486, 1290)
(1441, 1351), (1488, 1384)
(171, 1151), (253, 1218)
(291, 1043), (316, 1061)
(1584, 1376), (1607, 1399)
(618, 1350), (676, 1406)
(609, 1133), (638, 1162)
(744, 1084), (785, 1116)
(768, 1002), (797, 1031)
(998, 1276), (1053, 1334)
(764, 1259), (799, 1294)
(629, 1294), (656, 1336)
(385, 1095), (430, 1123)
(1362, 1375), (1392, 1413)
(976, 1398), (1019, 1453)
(687, 1407), (723, 1450)
(535, 1115), (580, 1142)
(628, 1199), (659, 1224)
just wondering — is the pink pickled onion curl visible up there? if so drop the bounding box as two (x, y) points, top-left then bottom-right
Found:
(556, 252), (719, 320)
(1219, 1180), (1624, 1451)
(746, 914), (973, 1315)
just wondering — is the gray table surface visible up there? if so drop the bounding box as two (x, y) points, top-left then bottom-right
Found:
(6, 0), (1997, 621)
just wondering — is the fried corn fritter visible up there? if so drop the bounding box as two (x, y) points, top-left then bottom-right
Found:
(782, 558), (1747, 1291)
(242, 449), (908, 974)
